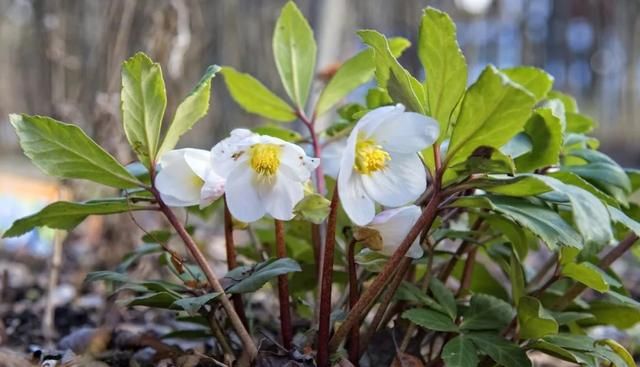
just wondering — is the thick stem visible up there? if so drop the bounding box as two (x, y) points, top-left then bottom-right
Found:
(153, 190), (258, 360)
(346, 239), (360, 366)
(329, 192), (443, 353)
(317, 188), (340, 367)
(224, 198), (248, 329)
(275, 220), (293, 349)
(457, 246), (478, 296)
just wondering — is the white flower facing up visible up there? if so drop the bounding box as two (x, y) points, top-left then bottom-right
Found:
(155, 148), (225, 208)
(212, 129), (320, 222)
(338, 104), (439, 226)
(354, 205), (424, 259)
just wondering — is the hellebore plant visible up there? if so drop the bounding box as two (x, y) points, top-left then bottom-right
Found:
(5, 2), (640, 367)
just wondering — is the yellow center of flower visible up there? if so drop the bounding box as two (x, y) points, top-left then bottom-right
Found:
(354, 137), (390, 174)
(192, 175), (205, 187)
(250, 144), (282, 177)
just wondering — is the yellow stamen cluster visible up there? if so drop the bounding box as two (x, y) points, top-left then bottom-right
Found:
(354, 137), (390, 174)
(250, 144), (282, 177)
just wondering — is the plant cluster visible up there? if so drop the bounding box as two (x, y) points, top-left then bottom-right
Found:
(5, 3), (640, 367)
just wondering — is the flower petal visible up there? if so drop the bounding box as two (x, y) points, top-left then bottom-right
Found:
(183, 148), (212, 179)
(156, 150), (203, 207)
(356, 104), (405, 138)
(258, 171), (304, 221)
(225, 164), (265, 222)
(199, 169), (226, 208)
(321, 138), (347, 179)
(279, 142), (320, 182)
(370, 205), (423, 259)
(361, 153), (426, 207)
(211, 129), (257, 177)
(339, 173), (375, 226)
(371, 112), (439, 154)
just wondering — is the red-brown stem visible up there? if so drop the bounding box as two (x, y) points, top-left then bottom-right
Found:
(329, 191), (443, 353)
(311, 223), (322, 275)
(274, 219), (293, 349)
(223, 198), (248, 328)
(152, 189), (257, 359)
(346, 239), (360, 366)
(438, 219), (483, 282)
(457, 246), (478, 296)
(317, 187), (340, 367)
(296, 109), (325, 195)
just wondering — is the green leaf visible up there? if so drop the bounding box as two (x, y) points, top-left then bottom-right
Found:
(453, 195), (583, 249)
(529, 340), (585, 365)
(9, 114), (141, 188)
(517, 296), (558, 339)
(441, 335), (478, 367)
(402, 308), (459, 332)
(293, 193), (331, 224)
(446, 66), (536, 169)
(3, 199), (146, 238)
(158, 65), (220, 155)
(549, 311), (594, 325)
(252, 124), (302, 142)
(226, 257), (301, 293)
(273, 1), (316, 108)
(461, 294), (514, 331)
(121, 52), (166, 167)
(549, 171), (619, 207)
(608, 206), (640, 236)
(358, 30), (426, 114)
(430, 278), (457, 320)
(502, 66), (553, 101)
(172, 293), (220, 315)
(596, 339), (635, 367)
(566, 112), (595, 133)
(474, 175), (552, 197)
(220, 67), (296, 121)
(395, 282), (444, 313)
(485, 214), (528, 260)
(117, 243), (164, 272)
(452, 261), (510, 300)
(125, 292), (179, 308)
(451, 147), (516, 175)
(467, 333), (532, 367)
(587, 300), (640, 329)
(85, 271), (131, 284)
(509, 252), (526, 304)
(562, 262), (609, 292)
(548, 90), (578, 113)
(419, 7), (467, 135)
(316, 50), (375, 115)
(563, 149), (631, 204)
(514, 100), (565, 172)
(544, 334), (596, 352)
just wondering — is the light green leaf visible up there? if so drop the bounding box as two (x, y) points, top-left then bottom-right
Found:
(517, 296), (558, 339)
(220, 67), (296, 121)
(566, 112), (595, 133)
(10, 114), (141, 188)
(293, 193), (331, 224)
(3, 199), (147, 238)
(430, 278), (457, 320)
(316, 50), (375, 115)
(402, 308), (459, 332)
(587, 300), (640, 329)
(596, 339), (635, 367)
(252, 124), (302, 142)
(446, 65), (536, 168)
(502, 66), (553, 101)
(467, 333), (532, 367)
(273, 1), (316, 108)
(453, 195), (583, 249)
(562, 262), (609, 292)
(121, 52), (166, 167)
(441, 335), (478, 367)
(474, 175), (552, 197)
(461, 294), (514, 331)
(515, 100), (565, 172)
(172, 293), (221, 315)
(158, 65), (220, 155)
(548, 90), (578, 113)
(544, 334), (596, 352)
(509, 252), (526, 304)
(358, 30), (426, 114)
(419, 7), (467, 136)
(225, 257), (301, 294)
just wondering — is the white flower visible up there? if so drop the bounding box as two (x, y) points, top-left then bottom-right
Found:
(155, 148), (225, 208)
(338, 104), (439, 225)
(211, 129), (320, 222)
(321, 137), (347, 179)
(355, 205), (424, 259)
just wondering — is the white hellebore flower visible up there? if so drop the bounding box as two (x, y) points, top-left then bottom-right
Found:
(212, 129), (320, 222)
(354, 205), (424, 259)
(321, 137), (347, 179)
(338, 104), (439, 226)
(156, 148), (225, 208)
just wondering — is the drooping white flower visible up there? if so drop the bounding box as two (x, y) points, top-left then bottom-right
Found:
(321, 137), (347, 179)
(354, 205), (424, 259)
(155, 148), (225, 208)
(211, 129), (320, 222)
(338, 104), (439, 226)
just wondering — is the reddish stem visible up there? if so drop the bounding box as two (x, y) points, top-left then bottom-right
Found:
(275, 219), (293, 349)
(457, 246), (478, 296)
(223, 198), (248, 328)
(296, 109), (325, 195)
(317, 187), (340, 367)
(347, 239), (360, 366)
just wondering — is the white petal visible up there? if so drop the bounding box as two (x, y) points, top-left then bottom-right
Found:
(370, 205), (423, 258)
(183, 149), (212, 179)
(356, 104), (405, 138)
(371, 112), (439, 154)
(224, 165), (265, 222)
(321, 138), (347, 179)
(156, 150), (202, 207)
(339, 173), (375, 226)
(210, 129), (256, 177)
(199, 169), (226, 208)
(361, 153), (427, 207)
(279, 142), (319, 182)
(258, 171), (304, 221)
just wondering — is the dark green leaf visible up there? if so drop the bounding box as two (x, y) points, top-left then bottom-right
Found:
(85, 271), (131, 284)
(172, 293), (221, 315)
(125, 292), (179, 308)
(121, 52), (166, 167)
(441, 335), (478, 367)
(461, 294), (514, 331)
(544, 334), (596, 352)
(517, 296), (558, 339)
(402, 308), (459, 332)
(430, 278), (457, 320)
(226, 257), (301, 294)
(467, 333), (532, 367)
